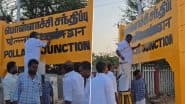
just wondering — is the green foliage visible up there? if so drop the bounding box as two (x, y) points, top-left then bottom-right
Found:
(0, 0), (14, 22)
(121, 0), (162, 24)
(121, 0), (138, 24)
(0, 0), (87, 20)
(154, 0), (162, 4)
(92, 53), (119, 66)
(20, 0), (87, 19)
(127, 0), (137, 10)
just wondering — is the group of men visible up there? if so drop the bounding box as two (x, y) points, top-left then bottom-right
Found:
(62, 34), (147, 104)
(3, 60), (54, 104)
(61, 60), (118, 104)
(64, 60), (146, 104)
(3, 31), (53, 104)
(62, 61), (91, 104)
(2, 31), (147, 104)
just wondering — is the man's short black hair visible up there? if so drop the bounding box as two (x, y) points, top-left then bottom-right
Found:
(7, 61), (16, 73)
(30, 31), (38, 38)
(96, 61), (106, 73)
(63, 61), (74, 71)
(107, 63), (112, 71)
(80, 61), (91, 71)
(74, 62), (81, 72)
(28, 59), (39, 67)
(126, 34), (133, 39)
(133, 70), (140, 76)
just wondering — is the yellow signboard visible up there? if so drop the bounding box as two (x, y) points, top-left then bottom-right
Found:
(0, 0), (93, 76)
(120, 0), (185, 103)
(124, 0), (177, 69)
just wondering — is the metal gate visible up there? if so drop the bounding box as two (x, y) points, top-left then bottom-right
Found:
(131, 64), (174, 97)
(0, 78), (4, 104)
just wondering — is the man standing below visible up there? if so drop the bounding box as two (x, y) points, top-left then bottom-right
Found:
(131, 70), (147, 104)
(24, 31), (50, 73)
(79, 61), (91, 104)
(116, 34), (140, 91)
(91, 61), (116, 104)
(63, 61), (84, 104)
(12, 59), (42, 104)
(3, 61), (18, 104)
(41, 75), (53, 104)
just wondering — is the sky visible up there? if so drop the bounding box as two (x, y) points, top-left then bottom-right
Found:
(93, 0), (124, 54)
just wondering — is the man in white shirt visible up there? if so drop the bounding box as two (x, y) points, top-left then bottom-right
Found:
(116, 34), (140, 91)
(79, 61), (91, 104)
(91, 61), (116, 104)
(63, 61), (85, 104)
(106, 63), (118, 104)
(3, 61), (18, 104)
(24, 31), (50, 73)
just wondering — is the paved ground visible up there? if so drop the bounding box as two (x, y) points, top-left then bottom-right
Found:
(55, 97), (175, 104)
(148, 96), (175, 104)
(55, 99), (63, 104)
(55, 96), (175, 104)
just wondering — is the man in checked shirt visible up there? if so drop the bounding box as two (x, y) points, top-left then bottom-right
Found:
(12, 59), (42, 104)
(131, 70), (147, 104)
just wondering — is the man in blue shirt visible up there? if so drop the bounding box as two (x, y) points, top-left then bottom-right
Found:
(12, 59), (42, 104)
(131, 70), (147, 104)
(41, 75), (53, 104)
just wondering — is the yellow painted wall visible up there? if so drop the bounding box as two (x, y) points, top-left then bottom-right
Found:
(176, 1), (185, 103)
(118, 25), (125, 41)
(0, 21), (6, 76)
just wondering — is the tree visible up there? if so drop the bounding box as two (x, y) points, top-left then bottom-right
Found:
(20, 0), (87, 19)
(121, 0), (162, 24)
(92, 53), (119, 66)
(0, 0), (15, 22)
(153, 0), (162, 4)
(121, 0), (139, 24)
(0, 0), (87, 21)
